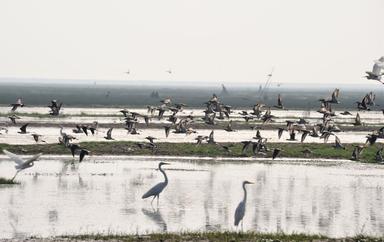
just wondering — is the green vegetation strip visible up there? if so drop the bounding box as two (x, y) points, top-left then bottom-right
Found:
(0, 177), (18, 185)
(53, 232), (381, 242)
(0, 141), (383, 163)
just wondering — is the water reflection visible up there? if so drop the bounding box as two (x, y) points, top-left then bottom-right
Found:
(0, 156), (383, 238)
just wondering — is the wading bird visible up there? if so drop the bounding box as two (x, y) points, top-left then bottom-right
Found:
(142, 162), (170, 205)
(234, 180), (253, 229)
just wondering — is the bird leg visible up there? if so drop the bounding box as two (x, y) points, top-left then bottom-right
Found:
(11, 170), (20, 182)
(157, 194), (160, 206)
(151, 196), (156, 205)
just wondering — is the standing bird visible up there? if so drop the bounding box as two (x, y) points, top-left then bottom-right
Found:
(104, 128), (114, 140)
(142, 162), (170, 205)
(353, 113), (362, 126)
(234, 180), (253, 229)
(3, 149), (42, 181)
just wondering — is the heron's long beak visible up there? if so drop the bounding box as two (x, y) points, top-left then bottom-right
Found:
(163, 162), (171, 165)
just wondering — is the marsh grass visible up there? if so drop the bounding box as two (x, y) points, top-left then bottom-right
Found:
(58, 231), (384, 242)
(0, 141), (383, 163)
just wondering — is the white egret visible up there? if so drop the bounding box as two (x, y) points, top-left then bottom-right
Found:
(142, 162), (170, 205)
(234, 180), (253, 229)
(3, 149), (42, 181)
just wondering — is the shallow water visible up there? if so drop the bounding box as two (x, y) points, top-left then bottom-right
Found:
(0, 156), (384, 238)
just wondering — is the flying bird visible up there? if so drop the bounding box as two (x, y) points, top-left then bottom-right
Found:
(3, 149), (42, 181)
(10, 98), (24, 112)
(104, 128), (114, 140)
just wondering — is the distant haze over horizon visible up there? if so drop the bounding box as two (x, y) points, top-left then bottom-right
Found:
(0, 0), (383, 86)
(1, 77), (384, 92)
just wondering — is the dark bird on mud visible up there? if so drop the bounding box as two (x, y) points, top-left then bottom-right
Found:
(142, 162), (170, 205)
(300, 130), (311, 143)
(104, 128), (114, 140)
(353, 113), (362, 126)
(18, 123), (29, 134)
(164, 126), (171, 138)
(272, 148), (283, 159)
(253, 130), (262, 140)
(340, 111), (352, 116)
(207, 130), (215, 144)
(287, 129), (296, 141)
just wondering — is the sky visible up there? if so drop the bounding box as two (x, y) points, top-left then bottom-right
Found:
(0, 0), (383, 86)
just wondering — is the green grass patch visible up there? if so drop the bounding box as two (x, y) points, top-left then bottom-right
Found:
(1, 141), (383, 164)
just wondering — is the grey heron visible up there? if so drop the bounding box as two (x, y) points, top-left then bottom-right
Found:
(142, 162), (170, 205)
(234, 180), (253, 229)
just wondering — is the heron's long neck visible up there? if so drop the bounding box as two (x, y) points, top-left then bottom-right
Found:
(242, 183), (247, 202)
(159, 165), (168, 184)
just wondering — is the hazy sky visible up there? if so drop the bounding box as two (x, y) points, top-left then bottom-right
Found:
(0, 0), (383, 85)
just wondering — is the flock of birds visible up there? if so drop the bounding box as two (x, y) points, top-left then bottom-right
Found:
(0, 57), (384, 228)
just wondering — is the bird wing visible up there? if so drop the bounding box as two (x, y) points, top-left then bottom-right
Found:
(25, 153), (42, 164)
(234, 201), (245, 226)
(372, 63), (382, 75)
(142, 182), (166, 199)
(20, 123), (28, 132)
(3, 149), (24, 165)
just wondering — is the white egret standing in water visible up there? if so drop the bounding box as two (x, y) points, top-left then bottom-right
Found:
(3, 150), (42, 181)
(142, 162), (170, 205)
(234, 180), (253, 229)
